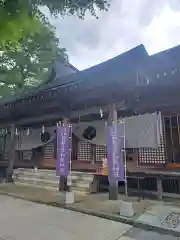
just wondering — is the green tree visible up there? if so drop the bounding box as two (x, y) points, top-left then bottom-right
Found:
(0, 0), (110, 183)
(0, 17), (70, 182)
(0, 21), (68, 99)
(0, 0), (109, 49)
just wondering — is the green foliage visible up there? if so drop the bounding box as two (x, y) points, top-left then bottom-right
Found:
(0, 20), (68, 99)
(0, 0), (109, 49)
(3, 0), (109, 17)
(0, 0), (109, 98)
(36, 0), (109, 17)
(0, 1), (42, 49)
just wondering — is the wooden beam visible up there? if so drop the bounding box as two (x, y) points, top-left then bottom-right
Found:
(1, 114), (62, 127)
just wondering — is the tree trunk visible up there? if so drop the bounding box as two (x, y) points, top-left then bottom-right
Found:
(6, 125), (16, 183)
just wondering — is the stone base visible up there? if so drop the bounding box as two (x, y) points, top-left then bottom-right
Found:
(65, 191), (75, 204)
(120, 201), (134, 217)
(109, 184), (118, 200)
(6, 172), (14, 183)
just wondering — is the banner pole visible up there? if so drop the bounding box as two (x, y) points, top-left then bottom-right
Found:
(65, 123), (75, 204)
(107, 104), (119, 200)
(123, 119), (128, 196)
(68, 124), (72, 189)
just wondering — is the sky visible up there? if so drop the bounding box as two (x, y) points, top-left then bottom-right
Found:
(44, 0), (180, 70)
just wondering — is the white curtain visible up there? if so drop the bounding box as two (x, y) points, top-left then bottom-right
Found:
(15, 126), (56, 151)
(72, 112), (162, 148)
(16, 112), (162, 151)
(124, 112), (162, 148)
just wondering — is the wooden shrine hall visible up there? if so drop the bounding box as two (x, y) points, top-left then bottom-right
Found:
(1, 44), (180, 198)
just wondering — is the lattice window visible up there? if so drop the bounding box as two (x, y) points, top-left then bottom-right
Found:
(77, 140), (92, 161)
(163, 115), (180, 164)
(95, 145), (107, 161)
(44, 142), (54, 160)
(22, 150), (32, 161)
(138, 134), (166, 165)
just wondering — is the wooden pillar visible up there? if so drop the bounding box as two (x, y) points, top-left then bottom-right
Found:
(157, 178), (163, 200)
(6, 124), (16, 182)
(108, 103), (119, 200)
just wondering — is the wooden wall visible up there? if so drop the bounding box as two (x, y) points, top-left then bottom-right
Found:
(2, 114), (179, 171)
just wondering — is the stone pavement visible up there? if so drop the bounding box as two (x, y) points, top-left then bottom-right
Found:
(1, 184), (180, 237)
(0, 195), (131, 240)
(137, 204), (180, 233)
(0, 195), (179, 240)
(121, 228), (179, 240)
(0, 184), (152, 222)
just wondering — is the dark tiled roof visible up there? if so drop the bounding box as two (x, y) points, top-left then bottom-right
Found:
(42, 44), (149, 91)
(0, 60), (78, 104)
(140, 44), (180, 78)
(2, 44), (180, 107)
(46, 60), (78, 84)
(1, 44), (180, 124)
(0, 44), (148, 105)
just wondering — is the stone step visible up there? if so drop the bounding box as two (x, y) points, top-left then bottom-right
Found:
(14, 169), (94, 181)
(14, 173), (93, 187)
(15, 168), (93, 175)
(15, 179), (89, 193)
(14, 169), (93, 181)
(16, 176), (89, 191)
(16, 176), (58, 186)
(15, 181), (58, 191)
(13, 168), (96, 194)
(18, 177), (88, 190)
(14, 172), (59, 182)
(15, 181), (89, 196)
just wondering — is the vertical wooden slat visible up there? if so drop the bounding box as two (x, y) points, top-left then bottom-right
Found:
(169, 116), (175, 163)
(162, 116), (167, 163)
(44, 142), (54, 161)
(177, 115), (180, 146)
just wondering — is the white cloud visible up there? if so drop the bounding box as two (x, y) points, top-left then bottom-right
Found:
(45, 0), (180, 70)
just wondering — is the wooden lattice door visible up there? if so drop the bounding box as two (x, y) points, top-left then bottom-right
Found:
(164, 115), (180, 166)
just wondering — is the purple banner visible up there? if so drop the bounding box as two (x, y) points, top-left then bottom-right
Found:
(106, 123), (125, 183)
(56, 125), (70, 177)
